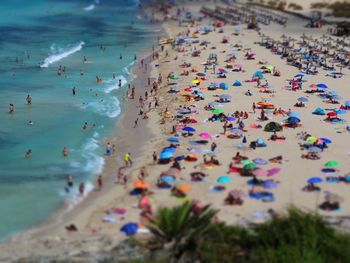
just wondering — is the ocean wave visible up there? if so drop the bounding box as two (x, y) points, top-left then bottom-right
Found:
(103, 75), (127, 93)
(84, 4), (95, 11)
(40, 41), (85, 68)
(80, 96), (121, 118)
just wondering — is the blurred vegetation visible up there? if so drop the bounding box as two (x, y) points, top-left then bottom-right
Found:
(139, 202), (350, 263)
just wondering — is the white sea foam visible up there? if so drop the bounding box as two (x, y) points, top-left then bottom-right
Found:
(40, 41), (85, 68)
(103, 75), (127, 93)
(84, 4), (95, 11)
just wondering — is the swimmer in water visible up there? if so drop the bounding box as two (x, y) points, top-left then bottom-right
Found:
(9, 103), (14, 113)
(28, 120), (34, 125)
(83, 122), (88, 130)
(67, 175), (74, 188)
(63, 147), (69, 157)
(72, 87), (76, 96)
(25, 149), (32, 158)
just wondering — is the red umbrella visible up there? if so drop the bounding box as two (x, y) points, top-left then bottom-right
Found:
(327, 112), (337, 117)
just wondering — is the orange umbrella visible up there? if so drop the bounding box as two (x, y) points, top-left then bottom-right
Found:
(133, 180), (149, 189)
(176, 184), (191, 193)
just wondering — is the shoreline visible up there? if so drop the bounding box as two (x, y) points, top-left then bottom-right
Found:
(3, 13), (167, 243)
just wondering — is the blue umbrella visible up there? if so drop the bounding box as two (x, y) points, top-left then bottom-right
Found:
(182, 126), (196, 132)
(320, 138), (332, 144)
(262, 180), (278, 189)
(307, 177), (323, 184)
(160, 151), (174, 159)
(297, 97), (308, 102)
(287, 117), (301, 124)
(335, 109), (347, 115)
(344, 100), (350, 107)
(120, 223), (138, 236)
(161, 176), (175, 183)
(253, 70), (264, 78)
(219, 83), (229, 90)
(217, 176), (232, 184)
(253, 158), (268, 165)
(312, 107), (325, 115)
(294, 73), (306, 78)
(227, 116), (236, 121)
(218, 69), (227, 74)
(316, 83), (328, 89)
(233, 80), (242, 86)
(331, 95), (343, 101)
(288, 112), (301, 119)
(167, 137), (179, 143)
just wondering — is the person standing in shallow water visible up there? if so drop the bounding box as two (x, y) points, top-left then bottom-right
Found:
(26, 94), (32, 105)
(72, 87), (76, 96)
(9, 103), (14, 113)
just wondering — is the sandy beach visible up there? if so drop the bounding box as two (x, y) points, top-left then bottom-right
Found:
(1, 0), (350, 261)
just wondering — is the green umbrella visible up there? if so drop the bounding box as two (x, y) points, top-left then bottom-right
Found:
(212, 108), (224, 114)
(324, 160), (340, 168)
(266, 65), (274, 70)
(243, 162), (257, 170)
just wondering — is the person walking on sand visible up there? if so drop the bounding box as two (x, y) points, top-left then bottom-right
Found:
(124, 152), (133, 167)
(134, 118), (139, 128)
(153, 151), (157, 164)
(97, 175), (102, 190)
(252, 102), (256, 113)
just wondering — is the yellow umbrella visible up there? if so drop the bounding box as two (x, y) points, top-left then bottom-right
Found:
(192, 79), (200, 84)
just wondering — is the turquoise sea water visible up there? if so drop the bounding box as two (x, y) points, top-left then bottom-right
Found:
(0, 0), (158, 240)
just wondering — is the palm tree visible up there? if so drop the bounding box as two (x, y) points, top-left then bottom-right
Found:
(147, 201), (218, 262)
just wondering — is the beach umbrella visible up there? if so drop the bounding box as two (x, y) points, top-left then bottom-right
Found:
(219, 83), (229, 90)
(262, 180), (278, 189)
(230, 128), (243, 136)
(169, 86), (180, 93)
(161, 176), (175, 184)
(133, 180), (149, 190)
(217, 176), (232, 184)
(287, 117), (301, 124)
(196, 72), (206, 77)
(160, 151), (174, 159)
(308, 146), (321, 153)
(335, 109), (347, 115)
(243, 162), (257, 170)
(307, 177), (323, 184)
(288, 112), (301, 119)
(212, 108), (224, 114)
(218, 68), (227, 74)
(199, 132), (212, 139)
(312, 107), (325, 115)
(253, 158), (268, 165)
(316, 83), (328, 89)
(192, 79), (200, 85)
(294, 73), (306, 78)
(167, 137), (179, 143)
(232, 80), (242, 86)
(226, 116), (236, 121)
(252, 70), (264, 79)
(208, 102), (221, 108)
(327, 112), (337, 117)
(297, 97), (309, 102)
(253, 168), (268, 177)
(182, 126), (196, 132)
(320, 138), (332, 144)
(306, 136), (318, 143)
(331, 95), (343, 101)
(324, 160), (340, 168)
(176, 184), (191, 193)
(264, 122), (283, 132)
(344, 100), (350, 107)
(178, 108), (192, 114)
(120, 223), (138, 236)
(234, 63), (242, 68)
(219, 94), (232, 101)
(324, 191), (344, 203)
(267, 167), (281, 176)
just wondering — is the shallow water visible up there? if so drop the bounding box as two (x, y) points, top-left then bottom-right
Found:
(0, 0), (158, 240)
